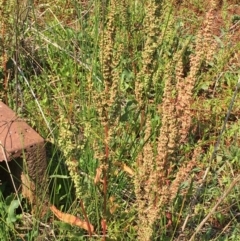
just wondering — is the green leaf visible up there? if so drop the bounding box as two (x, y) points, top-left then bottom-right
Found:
(54, 220), (72, 231)
(7, 200), (20, 223)
(49, 175), (71, 179)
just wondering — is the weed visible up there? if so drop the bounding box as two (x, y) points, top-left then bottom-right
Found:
(0, 0), (240, 240)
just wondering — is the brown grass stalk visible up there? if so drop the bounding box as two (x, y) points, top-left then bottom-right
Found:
(80, 200), (93, 237)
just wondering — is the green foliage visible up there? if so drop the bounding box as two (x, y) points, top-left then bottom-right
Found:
(0, 192), (21, 240)
(1, 0), (240, 240)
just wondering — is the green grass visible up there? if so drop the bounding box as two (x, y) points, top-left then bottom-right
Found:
(0, 0), (240, 240)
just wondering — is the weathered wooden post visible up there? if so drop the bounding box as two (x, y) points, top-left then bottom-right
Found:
(0, 101), (47, 190)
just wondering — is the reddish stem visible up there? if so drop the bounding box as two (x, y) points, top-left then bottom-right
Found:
(102, 124), (109, 241)
(80, 200), (92, 237)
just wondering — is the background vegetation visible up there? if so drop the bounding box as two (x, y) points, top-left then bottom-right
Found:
(0, 0), (240, 240)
